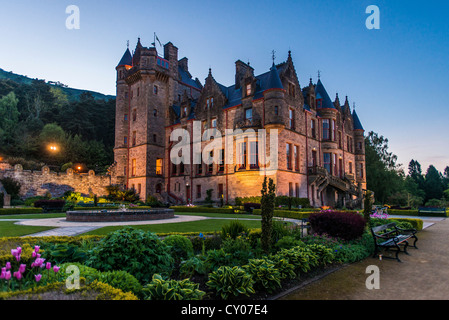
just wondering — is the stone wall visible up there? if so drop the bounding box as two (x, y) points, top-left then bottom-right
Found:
(0, 164), (111, 199)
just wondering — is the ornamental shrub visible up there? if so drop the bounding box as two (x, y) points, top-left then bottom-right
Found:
(179, 255), (208, 278)
(206, 266), (255, 300)
(309, 211), (367, 241)
(242, 259), (282, 293)
(86, 227), (173, 283)
(97, 270), (142, 297)
(163, 235), (194, 264)
(221, 220), (249, 240)
(272, 246), (319, 274)
(142, 274), (205, 300)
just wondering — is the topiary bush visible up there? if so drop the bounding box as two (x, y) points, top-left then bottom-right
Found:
(206, 266), (255, 300)
(97, 270), (143, 297)
(86, 227), (173, 283)
(309, 211), (367, 241)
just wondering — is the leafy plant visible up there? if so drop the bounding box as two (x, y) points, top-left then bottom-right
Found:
(221, 236), (254, 266)
(205, 249), (232, 271)
(206, 266), (255, 300)
(40, 243), (88, 264)
(86, 227), (173, 283)
(179, 255), (208, 278)
(221, 220), (249, 240)
(272, 246), (318, 274)
(163, 235), (194, 264)
(242, 259), (282, 293)
(305, 244), (335, 266)
(142, 274), (205, 300)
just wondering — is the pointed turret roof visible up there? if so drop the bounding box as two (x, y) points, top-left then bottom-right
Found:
(117, 48), (132, 67)
(352, 108), (364, 131)
(315, 79), (335, 109)
(267, 63), (284, 90)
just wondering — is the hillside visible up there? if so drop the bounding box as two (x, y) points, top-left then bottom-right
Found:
(0, 68), (115, 101)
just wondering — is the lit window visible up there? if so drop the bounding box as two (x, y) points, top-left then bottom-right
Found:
(156, 158), (163, 175)
(246, 83), (251, 96)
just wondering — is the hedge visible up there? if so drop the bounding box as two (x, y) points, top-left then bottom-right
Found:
(387, 209), (419, 216)
(0, 279), (138, 300)
(252, 209), (313, 220)
(388, 218), (424, 231)
(170, 206), (236, 214)
(0, 207), (44, 215)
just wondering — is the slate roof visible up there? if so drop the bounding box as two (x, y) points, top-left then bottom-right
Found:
(178, 66), (202, 90)
(315, 79), (335, 110)
(352, 109), (364, 131)
(117, 49), (132, 67)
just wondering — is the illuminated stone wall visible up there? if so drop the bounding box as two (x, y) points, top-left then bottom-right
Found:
(0, 165), (111, 199)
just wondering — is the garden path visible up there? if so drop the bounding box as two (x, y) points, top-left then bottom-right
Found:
(278, 216), (449, 300)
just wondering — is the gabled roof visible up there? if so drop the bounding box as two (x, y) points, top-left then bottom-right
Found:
(178, 66), (202, 90)
(117, 48), (132, 67)
(217, 63), (285, 109)
(352, 109), (364, 131)
(315, 79), (335, 110)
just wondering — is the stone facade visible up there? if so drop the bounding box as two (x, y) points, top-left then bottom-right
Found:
(113, 40), (367, 208)
(0, 164), (111, 199)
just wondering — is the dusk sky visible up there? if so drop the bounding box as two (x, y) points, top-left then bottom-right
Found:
(0, 0), (448, 174)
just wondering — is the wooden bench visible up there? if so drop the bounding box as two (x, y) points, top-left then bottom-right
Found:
(371, 222), (418, 262)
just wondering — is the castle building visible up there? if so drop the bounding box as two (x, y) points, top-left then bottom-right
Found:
(112, 39), (366, 208)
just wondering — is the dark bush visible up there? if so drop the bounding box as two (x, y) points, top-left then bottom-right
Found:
(309, 211), (367, 241)
(33, 199), (66, 210)
(243, 202), (261, 213)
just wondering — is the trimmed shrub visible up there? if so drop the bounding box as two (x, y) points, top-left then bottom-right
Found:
(86, 227), (173, 283)
(179, 256), (208, 278)
(33, 200), (66, 211)
(309, 211), (367, 241)
(275, 196), (311, 209)
(97, 270), (143, 297)
(243, 202), (261, 213)
(0, 279), (138, 300)
(171, 206), (235, 214)
(206, 266), (255, 300)
(0, 207), (44, 215)
(253, 209), (313, 220)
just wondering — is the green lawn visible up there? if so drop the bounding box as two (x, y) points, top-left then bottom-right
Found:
(81, 218), (263, 236)
(175, 212), (261, 219)
(0, 221), (56, 237)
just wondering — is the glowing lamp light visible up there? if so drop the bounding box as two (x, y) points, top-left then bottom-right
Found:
(49, 145), (58, 152)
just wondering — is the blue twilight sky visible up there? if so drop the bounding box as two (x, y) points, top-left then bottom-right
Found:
(0, 0), (448, 174)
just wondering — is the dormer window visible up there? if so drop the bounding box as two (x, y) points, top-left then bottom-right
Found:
(246, 83), (251, 96)
(317, 99), (323, 108)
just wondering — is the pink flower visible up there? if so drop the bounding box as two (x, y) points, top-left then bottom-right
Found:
(35, 274), (42, 282)
(15, 254), (21, 262)
(32, 251), (37, 258)
(0, 269), (5, 279)
(33, 258), (45, 268)
(11, 249), (18, 257)
(34, 246), (40, 253)
(46, 262), (52, 270)
(17, 247), (22, 255)
(53, 265), (60, 273)
(13, 271), (22, 280)
(5, 271), (11, 280)
(5, 262), (11, 270)
(19, 264), (26, 273)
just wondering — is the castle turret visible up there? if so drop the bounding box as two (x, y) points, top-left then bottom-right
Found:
(352, 107), (366, 189)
